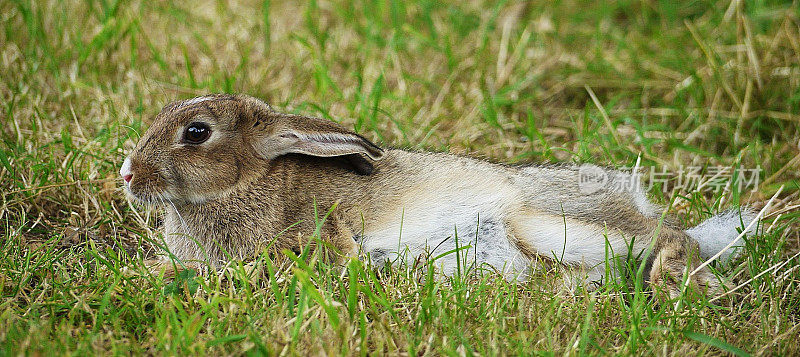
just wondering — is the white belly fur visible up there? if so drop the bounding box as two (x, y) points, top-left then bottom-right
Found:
(358, 174), (641, 282)
(359, 169), (531, 280)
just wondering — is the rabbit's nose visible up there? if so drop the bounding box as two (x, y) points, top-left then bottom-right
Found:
(120, 157), (133, 183)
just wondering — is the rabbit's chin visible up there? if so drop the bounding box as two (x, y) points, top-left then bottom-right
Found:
(123, 187), (165, 206)
(126, 185), (223, 207)
(124, 186), (183, 207)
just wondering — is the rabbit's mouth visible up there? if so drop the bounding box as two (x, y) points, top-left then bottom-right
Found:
(124, 183), (170, 206)
(125, 175), (207, 207)
(122, 174), (173, 206)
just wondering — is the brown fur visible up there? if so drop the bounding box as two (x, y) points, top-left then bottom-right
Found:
(124, 94), (721, 296)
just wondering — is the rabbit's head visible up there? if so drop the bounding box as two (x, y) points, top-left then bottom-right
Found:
(120, 94), (384, 205)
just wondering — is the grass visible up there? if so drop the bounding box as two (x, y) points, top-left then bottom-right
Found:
(1, 0), (800, 354)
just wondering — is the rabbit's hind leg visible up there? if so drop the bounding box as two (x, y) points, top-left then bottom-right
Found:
(647, 230), (720, 298)
(507, 211), (640, 291)
(595, 201), (721, 297)
(507, 209), (718, 297)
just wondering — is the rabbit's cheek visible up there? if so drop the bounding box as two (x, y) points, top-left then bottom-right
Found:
(167, 154), (243, 201)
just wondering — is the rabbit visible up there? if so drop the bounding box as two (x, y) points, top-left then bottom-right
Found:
(120, 94), (758, 297)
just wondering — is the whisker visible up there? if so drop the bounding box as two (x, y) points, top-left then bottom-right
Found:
(164, 195), (190, 236)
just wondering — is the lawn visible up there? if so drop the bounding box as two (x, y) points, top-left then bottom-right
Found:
(2, 0), (800, 355)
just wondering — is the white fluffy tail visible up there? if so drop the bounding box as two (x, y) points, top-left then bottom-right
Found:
(685, 210), (759, 262)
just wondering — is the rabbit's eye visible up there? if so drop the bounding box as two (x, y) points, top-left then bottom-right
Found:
(183, 122), (211, 144)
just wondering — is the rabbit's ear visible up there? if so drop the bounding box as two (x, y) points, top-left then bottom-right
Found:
(253, 114), (384, 173)
(259, 130), (384, 161)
